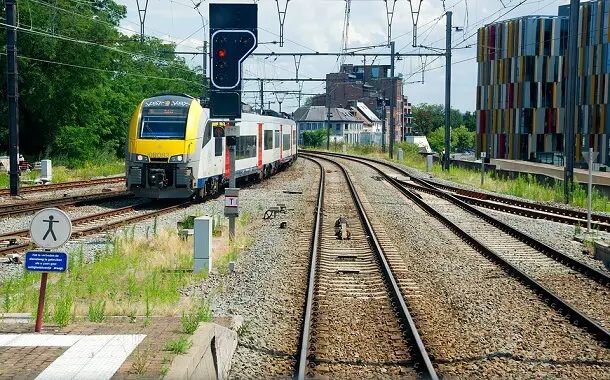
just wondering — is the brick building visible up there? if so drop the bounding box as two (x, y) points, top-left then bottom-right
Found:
(312, 64), (404, 143)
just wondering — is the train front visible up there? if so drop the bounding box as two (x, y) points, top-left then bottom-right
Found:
(126, 94), (202, 198)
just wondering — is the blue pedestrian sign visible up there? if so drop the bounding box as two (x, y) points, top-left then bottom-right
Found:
(25, 251), (68, 273)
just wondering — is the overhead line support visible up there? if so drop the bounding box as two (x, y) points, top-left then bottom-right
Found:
(135, 0), (149, 44)
(5, 0), (19, 196)
(444, 11), (452, 171)
(564, 0), (580, 203)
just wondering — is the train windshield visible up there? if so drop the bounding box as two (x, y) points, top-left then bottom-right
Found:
(140, 106), (189, 139)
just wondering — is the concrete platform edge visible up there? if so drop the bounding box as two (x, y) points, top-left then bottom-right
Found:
(165, 322), (238, 380)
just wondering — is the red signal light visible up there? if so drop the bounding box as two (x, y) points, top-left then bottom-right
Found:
(217, 49), (227, 58)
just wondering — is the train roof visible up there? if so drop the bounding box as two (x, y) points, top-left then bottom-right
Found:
(201, 108), (295, 124)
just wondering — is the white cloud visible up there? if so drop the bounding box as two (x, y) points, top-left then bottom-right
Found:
(115, 0), (574, 112)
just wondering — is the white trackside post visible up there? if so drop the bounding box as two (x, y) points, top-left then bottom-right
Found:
(480, 152), (487, 186)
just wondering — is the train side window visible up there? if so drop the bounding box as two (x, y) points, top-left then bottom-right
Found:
(264, 130), (273, 150)
(215, 137), (223, 156)
(203, 121), (212, 147)
(274, 131), (280, 148)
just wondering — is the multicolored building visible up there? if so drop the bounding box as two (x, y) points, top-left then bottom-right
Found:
(476, 1), (610, 165)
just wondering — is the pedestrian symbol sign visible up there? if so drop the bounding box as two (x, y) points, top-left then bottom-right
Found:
(30, 208), (72, 249)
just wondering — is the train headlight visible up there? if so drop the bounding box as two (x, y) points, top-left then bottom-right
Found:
(132, 154), (149, 162)
(169, 155), (184, 163)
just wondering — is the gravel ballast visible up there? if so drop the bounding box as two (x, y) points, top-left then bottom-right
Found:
(180, 159), (318, 379)
(336, 156), (610, 378)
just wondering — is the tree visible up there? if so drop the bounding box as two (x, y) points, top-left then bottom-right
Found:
(427, 125), (475, 153)
(0, 0), (202, 165)
(304, 97), (315, 107)
(412, 103), (465, 136)
(302, 129), (327, 147)
(427, 127), (446, 153)
(463, 111), (477, 132)
(452, 125), (475, 152)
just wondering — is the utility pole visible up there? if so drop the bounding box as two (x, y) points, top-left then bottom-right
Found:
(6, 0), (19, 196)
(389, 40), (395, 159)
(259, 80), (264, 115)
(202, 41), (208, 102)
(444, 11), (452, 171)
(564, 0), (580, 203)
(381, 90), (387, 153)
(278, 101), (283, 113)
(326, 91), (332, 150)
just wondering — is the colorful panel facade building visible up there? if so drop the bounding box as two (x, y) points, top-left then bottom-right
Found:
(476, 1), (610, 165)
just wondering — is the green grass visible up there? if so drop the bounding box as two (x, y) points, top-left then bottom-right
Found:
(181, 298), (212, 334)
(0, 229), (206, 324)
(0, 158), (124, 189)
(326, 143), (610, 213)
(164, 336), (192, 355)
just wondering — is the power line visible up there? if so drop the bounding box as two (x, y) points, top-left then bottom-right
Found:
(0, 51), (202, 84)
(0, 21), (199, 75)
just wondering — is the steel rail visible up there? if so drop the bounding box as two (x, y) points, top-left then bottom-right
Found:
(300, 150), (610, 228)
(304, 151), (610, 344)
(0, 191), (134, 218)
(0, 201), (189, 255)
(295, 156), (324, 380)
(302, 153), (438, 379)
(0, 176), (125, 196)
(415, 176), (610, 228)
(303, 151), (610, 287)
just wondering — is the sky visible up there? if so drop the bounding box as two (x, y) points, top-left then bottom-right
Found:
(116, 0), (571, 113)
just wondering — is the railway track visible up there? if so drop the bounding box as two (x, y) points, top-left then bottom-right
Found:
(0, 200), (189, 256)
(0, 176), (126, 196)
(297, 155), (437, 379)
(306, 151), (610, 345)
(301, 150), (610, 231)
(0, 191), (133, 218)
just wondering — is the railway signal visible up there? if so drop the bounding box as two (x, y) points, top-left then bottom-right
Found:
(209, 3), (258, 119)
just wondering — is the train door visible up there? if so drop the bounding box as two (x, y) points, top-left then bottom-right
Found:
(258, 123), (263, 169)
(280, 124), (283, 161)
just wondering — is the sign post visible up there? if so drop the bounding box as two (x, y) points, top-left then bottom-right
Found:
(28, 208), (72, 332)
(209, 3), (257, 241)
(480, 152), (487, 186)
(583, 148), (599, 233)
(224, 188), (239, 240)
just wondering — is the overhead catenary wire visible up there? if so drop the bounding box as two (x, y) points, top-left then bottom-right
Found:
(0, 21), (202, 76)
(0, 51), (202, 84)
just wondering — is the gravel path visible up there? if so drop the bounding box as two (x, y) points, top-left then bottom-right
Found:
(335, 156), (610, 379)
(180, 159), (317, 379)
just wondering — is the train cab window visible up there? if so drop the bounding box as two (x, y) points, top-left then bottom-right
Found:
(215, 137), (223, 156)
(264, 130), (273, 150)
(274, 131), (280, 148)
(203, 121), (212, 147)
(140, 105), (189, 139)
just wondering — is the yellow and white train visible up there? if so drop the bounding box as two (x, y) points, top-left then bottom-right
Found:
(125, 93), (298, 199)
